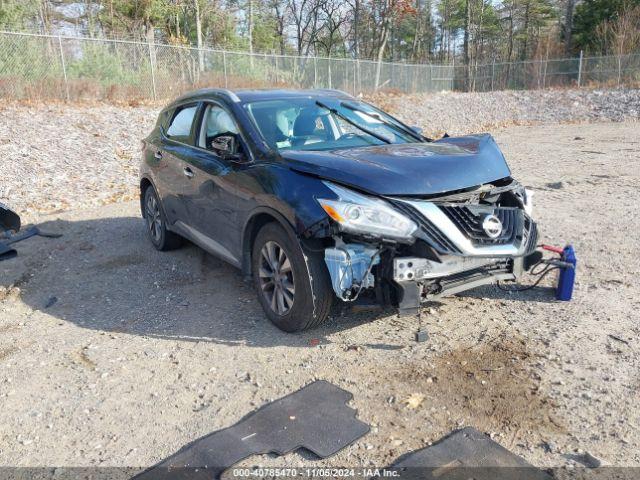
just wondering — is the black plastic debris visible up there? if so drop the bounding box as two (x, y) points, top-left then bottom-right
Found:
(1, 203), (61, 261)
(133, 380), (369, 480)
(0, 203), (20, 233)
(389, 427), (552, 480)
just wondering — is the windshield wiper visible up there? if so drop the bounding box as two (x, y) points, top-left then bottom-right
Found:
(340, 102), (426, 142)
(315, 101), (391, 144)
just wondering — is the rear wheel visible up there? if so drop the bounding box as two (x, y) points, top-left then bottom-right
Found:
(143, 186), (182, 251)
(252, 222), (333, 332)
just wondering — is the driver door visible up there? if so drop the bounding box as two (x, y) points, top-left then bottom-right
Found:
(181, 102), (242, 265)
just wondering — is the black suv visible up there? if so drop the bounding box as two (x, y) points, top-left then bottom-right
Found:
(140, 89), (538, 332)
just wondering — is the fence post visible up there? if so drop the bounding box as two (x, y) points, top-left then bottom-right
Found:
(148, 42), (157, 101)
(274, 54), (278, 85)
(491, 60), (495, 91)
(617, 55), (622, 86)
(314, 56), (318, 88)
(57, 35), (70, 102)
(577, 50), (583, 87)
(222, 51), (228, 88)
(352, 59), (356, 95)
(429, 63), (433, 92)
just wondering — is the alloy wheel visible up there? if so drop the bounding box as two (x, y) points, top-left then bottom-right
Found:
(258, 241), (295, 315)
(145, 193), (162, 243)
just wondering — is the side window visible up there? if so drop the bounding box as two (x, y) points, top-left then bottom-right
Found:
(199, 105), (239, 149)
(166, 104), (198, 143)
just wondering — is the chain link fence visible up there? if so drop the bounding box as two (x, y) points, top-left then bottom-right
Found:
(1, 31), (639, 102)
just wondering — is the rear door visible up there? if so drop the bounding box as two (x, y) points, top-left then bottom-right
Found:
(156, 103), (200, 225)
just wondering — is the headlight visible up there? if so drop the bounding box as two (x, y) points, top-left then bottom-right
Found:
(317, 182), (417, 241)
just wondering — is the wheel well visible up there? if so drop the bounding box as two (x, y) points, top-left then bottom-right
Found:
(139, 178), (152, 216)
(242, 212), (289, 277)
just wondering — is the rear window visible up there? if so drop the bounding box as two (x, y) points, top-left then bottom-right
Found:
(166, 104), (198, 143)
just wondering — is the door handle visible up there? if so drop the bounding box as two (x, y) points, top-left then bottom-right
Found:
(154, 151), (163, 160)
(183, 166), (195, 178)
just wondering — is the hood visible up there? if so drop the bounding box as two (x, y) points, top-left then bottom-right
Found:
(279, 134), (511, 196)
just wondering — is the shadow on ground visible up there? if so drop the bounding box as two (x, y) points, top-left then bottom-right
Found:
(1, 214), (557, 348)
(0, 215), (395, 348)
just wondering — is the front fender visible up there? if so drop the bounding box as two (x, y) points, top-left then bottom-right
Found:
(237, 164), (336, 275)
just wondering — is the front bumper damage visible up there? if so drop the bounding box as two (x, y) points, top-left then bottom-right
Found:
(321, 180), (538, 315)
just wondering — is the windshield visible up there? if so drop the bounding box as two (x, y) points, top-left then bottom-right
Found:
(244, 98), (419, 151)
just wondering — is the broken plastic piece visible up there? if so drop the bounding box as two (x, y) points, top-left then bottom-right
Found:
(415, 330), (429, 343)
(324, 244), (379, 300)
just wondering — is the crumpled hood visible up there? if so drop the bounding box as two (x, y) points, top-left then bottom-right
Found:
(279, 134), (511, 196)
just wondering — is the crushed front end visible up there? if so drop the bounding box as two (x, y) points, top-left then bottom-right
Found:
(315, 178), (538, 315)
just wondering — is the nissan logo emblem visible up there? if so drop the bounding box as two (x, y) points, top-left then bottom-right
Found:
(482, 214), (503, 238)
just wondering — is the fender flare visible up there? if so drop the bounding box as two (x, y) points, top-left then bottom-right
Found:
(240, 206), (300, 277)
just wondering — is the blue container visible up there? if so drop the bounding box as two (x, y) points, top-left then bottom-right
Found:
(556, 245), (576, 301)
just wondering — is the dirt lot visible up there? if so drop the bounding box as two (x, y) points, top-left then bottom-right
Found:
(1, 119), (639, 474)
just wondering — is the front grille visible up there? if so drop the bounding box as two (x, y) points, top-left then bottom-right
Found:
(523, 216), (538, 254)
(439, 205), (521, 246)
(390, 198), (538, 256)
(390, 200), (462, 254)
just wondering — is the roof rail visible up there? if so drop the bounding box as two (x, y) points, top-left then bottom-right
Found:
(173, 87), (241, 104)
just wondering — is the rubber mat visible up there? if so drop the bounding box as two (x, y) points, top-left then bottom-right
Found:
(133, 380), (369, 479)
(390, 427), (553, 480)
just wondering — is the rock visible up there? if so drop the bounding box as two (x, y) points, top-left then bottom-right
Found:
(404, 393), (425, 409)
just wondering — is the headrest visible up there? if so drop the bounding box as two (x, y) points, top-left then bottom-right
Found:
(293, 109), (319, 137)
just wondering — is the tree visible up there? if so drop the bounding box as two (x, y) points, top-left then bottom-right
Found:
(563, 0), (575, 55)
(315, 0), (352, 57)
(0, 0), (44, 32)
(287, 0), (322, 56)
(370, 0), (415, 88)
(573, 0), (640, 53)
(594, 1), (640, 55)
(99, 0), (172, 42)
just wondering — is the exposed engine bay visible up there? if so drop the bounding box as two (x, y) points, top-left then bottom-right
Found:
(320, 177), (538, 315)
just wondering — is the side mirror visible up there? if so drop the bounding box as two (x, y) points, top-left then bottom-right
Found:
(410, 125), (423, 136)
(210, 133), (248, 163)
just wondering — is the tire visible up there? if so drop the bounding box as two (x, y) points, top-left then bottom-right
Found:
(252, 222), (333, 332)
(142, 185), (182, 251)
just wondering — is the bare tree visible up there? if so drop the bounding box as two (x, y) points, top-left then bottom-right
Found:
(564, 0), (575, 55)
(288, 0), (323, 56)
(194, 0), (204, 71)
(315, 0), (352, 56)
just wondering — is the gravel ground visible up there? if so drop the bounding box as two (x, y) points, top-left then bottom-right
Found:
(1, 87), (638, 223)
(372, 87), (640, 137)
(1, 120), (639, 474)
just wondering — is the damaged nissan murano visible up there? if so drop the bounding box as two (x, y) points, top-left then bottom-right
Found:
(140, 88), (538, 332)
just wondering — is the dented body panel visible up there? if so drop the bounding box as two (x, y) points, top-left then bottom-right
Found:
(279, 134), (511, 196)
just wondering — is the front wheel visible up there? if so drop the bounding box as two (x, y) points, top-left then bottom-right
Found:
(252, 222), (333, 332)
